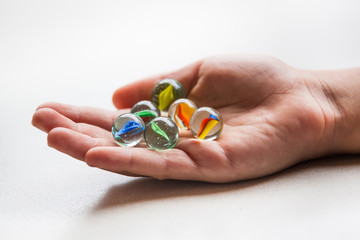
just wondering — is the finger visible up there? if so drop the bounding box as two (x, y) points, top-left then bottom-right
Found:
(32, 107), (74, 133)
(32, 108), (112, 139)
(112, 60), (203, 109)
(36, 102), (126, 130)
(85, 146), (204, 181)
(47, 127), (115, 161)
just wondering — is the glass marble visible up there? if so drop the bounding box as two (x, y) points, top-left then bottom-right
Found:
(151, 79), (186, 112)
(130, 100), (161, 124)
(144, 117), (179, 150)
(112, 113), (145, 147)
(189, 107), (223, 140)
(168, 98), (197, 129)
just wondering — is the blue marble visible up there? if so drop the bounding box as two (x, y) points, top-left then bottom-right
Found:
(112, 113), (145, 147)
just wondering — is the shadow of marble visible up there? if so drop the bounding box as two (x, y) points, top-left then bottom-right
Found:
(92, 154), (360, 212)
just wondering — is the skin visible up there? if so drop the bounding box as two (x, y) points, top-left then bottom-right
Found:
(31, 55), (360, 183)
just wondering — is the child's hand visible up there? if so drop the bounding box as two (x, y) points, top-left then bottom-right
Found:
(32, 55), (348, 182)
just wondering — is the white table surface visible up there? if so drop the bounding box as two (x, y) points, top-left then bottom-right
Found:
(1, 0), (360, 239)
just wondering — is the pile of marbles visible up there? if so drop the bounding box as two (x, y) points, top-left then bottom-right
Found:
(112, 79), (223, 150)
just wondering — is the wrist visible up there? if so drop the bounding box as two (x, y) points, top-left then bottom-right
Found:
(309, 68), (360, 154)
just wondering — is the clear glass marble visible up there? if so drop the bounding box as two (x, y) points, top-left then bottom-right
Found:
(144, 117), (179, 150)
(112, 113), (145, 147)
(189, 107), (223, 140)
(130, 100), (161, 124)
(151, 79), (186, 112)
(168, 98), (197, 130)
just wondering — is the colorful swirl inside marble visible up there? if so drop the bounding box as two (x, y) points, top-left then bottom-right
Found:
(144, 117), (179, 150)
(151, 79), (186, 112)
(112, 113), (145, 147)
(189, 107), (223, 141)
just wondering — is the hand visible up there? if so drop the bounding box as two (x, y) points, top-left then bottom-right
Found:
(32, 55), (339, 183)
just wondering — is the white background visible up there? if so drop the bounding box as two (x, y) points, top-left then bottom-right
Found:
(1, 0), (360, 239)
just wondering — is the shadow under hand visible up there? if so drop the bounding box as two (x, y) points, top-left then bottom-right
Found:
(92, 177), (262, 212)
(93, 154), (360, 212)
(286, 154), (360, 174)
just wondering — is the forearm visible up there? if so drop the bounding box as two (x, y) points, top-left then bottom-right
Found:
(312, 67), (360, 154)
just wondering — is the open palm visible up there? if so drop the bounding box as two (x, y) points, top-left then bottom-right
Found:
(32, 55), (331, 183)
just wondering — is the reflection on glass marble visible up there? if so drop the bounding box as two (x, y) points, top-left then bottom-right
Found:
(168, 98), (197, 129)
(151, 79), (186, 112)
(189, 107), (223, 140)
(112, 113), (145, 147)
(131, 100), (160, 124)
(144, 117), (179, 150)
